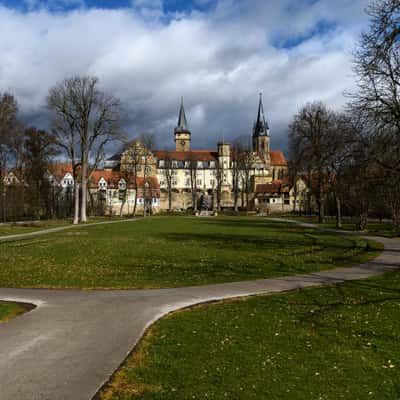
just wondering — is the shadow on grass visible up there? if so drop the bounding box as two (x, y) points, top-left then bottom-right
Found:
(157, 230), (372, 252)
(272, 271), (400, 346)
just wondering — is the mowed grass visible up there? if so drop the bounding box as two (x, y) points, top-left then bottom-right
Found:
(0, 301), (30, 322)
(0, 217), (382, 289)
(99, 271), (400, 400)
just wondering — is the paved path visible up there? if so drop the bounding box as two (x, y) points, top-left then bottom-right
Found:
(0, 218), (139, 243)
(0, 222), (399, 400)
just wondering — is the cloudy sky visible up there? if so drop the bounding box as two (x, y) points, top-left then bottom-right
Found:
(0, 0), (372, 153)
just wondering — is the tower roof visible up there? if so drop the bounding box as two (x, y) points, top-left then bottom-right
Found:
(174, 97), (190, 134)
(253, 93), (269, 137)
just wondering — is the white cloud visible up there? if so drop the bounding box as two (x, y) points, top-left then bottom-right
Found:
(0, 1), (370, 151)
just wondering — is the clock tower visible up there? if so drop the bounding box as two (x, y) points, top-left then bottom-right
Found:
(174, 98), (191, 152)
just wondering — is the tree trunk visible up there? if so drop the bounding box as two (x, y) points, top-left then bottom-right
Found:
(293, 190), (297, 213)
(73, 182), (80, 225)
(317, 190), (325, 223)
(80, 158), (88, 223)
(335, 195), (342, 229)
(357, 206), (368, 231)
(119, 195), (126, 218)
(133, 189), (137, 217)
(168, 189), (172, 211)
(234, 191), (239, 212)
(391, 204), (400, 236)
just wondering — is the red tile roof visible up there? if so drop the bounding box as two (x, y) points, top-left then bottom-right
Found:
(256, 178), (291, 195)
(269, 151), (287, 166)
(153, 150), (218, 161)
(88, 170), (159, 190)
(48, 163), (74, 180)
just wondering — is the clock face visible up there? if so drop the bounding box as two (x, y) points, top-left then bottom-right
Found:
(180, 140), (186, 146)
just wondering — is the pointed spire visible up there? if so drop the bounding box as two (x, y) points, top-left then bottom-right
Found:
(253, 92), (269, 137)
(175, 97), (190, 133)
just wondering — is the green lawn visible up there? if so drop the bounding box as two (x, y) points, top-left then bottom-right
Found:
(284, 215), (397, 238)
(0, 217), (382, 289)
(0, 301), (29, 322)
(99, 271), (400, 400)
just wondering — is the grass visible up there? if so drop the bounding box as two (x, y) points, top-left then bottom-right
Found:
(99, 271), (400, 400)
(0, 216), (382, 289)
(0, 301), (30, 322)
(284, 215), (397, 238)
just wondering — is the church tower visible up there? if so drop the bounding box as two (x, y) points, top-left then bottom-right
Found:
(252, 93), (270, 159)
(174, 98), (191, 152)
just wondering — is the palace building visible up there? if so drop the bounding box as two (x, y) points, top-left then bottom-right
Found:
(4, 95), (308, 216)
(96, 94), (294, 214)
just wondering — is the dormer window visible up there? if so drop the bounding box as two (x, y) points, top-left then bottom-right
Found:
(99, 178), (107, 189)
(118, 179), (126, 190)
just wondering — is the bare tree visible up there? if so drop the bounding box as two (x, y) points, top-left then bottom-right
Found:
(349, 0), (400, 172)
(348, 0), (400, 233)
(0, 93), (20, 222)
(139, 132), (155, 217)
(47, 81), (81, 224)
(326, 114), (358, 228)
(231, 140), (242, 212)
(215, 157), (223, 212)
(187, 152), (198, 211)
(235, 138), (253, 211)
(162, 153), (175, 212)
(122, 139), (143, 216)
(48, 76), (124, 223)
(23, 127), (59, 218)
(289, 102), (339, 222)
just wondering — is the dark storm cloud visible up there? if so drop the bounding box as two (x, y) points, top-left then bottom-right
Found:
(0, 0), (371, 153)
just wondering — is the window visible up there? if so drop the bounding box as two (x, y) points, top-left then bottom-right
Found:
(197, 179), (202, 186)
(185, 178), (190, 186)
(210, 179), (215, 186)
(118, 180), (126, 190)
(136, 165), (142, 172)
(172, 179), (178, 186)
(145, 166), (151, 173)
(210, 161), (215, 168)
(158, 160), (165, 167)
(159, 180), (165, 186)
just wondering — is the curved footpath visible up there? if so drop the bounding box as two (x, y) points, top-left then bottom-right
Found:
(0, 220), (399, 400)
(0, 218), (138, 242)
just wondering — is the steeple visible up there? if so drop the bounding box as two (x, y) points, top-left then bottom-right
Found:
(174, 97), (191, 151)
(175, 97), (190, 134)
(252, 93), (270, 157)
(253, 92), (269, 137)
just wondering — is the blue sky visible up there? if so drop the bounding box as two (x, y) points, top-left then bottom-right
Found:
(1, 0), (216, 13)
(0, 0), (371, 152)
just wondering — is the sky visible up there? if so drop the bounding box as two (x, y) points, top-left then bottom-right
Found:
(0, 0), (372, 153)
